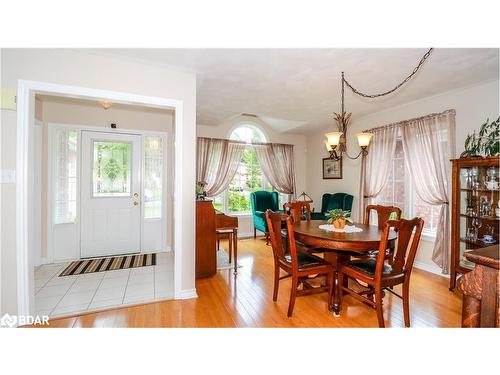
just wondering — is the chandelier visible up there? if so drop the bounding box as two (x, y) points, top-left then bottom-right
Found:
(324, 48), (433, 160)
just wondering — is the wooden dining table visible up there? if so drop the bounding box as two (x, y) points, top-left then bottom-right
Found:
(293, 220), (397, 315)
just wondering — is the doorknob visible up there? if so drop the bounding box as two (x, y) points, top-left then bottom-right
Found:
(133, 201), (139, 206)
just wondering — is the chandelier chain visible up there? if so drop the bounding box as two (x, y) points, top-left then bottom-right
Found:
(343, 48), (433, 98)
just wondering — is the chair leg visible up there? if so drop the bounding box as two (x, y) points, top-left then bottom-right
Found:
(266, 232), (269, 245)
(228, 235), (232, 264)
(217, 238), (220, 251)
(273, 264), (280, 301)
(375, 288), (385, 328)
(403, 280), (411, 327)
(287, 275), (298, 317)
(254, 227), (256, 239)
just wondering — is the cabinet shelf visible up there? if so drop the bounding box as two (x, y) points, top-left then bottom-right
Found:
(460, 188), (499, 193)
(459, 213), (500, 221)
(460, 237), (497, 248)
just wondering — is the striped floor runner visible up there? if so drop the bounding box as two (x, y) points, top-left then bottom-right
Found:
(59, 253), (157, 277)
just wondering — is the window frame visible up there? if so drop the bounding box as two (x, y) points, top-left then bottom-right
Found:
(211, 123), (286, 215)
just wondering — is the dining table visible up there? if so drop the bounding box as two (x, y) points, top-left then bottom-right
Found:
(293, 220), (397, 316)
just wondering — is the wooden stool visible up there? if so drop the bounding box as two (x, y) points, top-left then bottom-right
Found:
(216, 228), (238, 274)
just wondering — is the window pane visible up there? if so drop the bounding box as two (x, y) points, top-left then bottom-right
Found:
(54, 129), (77, 224)
(228, 147), (264, 213)
(144, 136), (163, 219)
(212, 194), (223, 211)
(415, 194), (437, 233)
(92, 141), (131, 197)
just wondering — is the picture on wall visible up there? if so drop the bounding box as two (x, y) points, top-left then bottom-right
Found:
(322, 157), (342, 179)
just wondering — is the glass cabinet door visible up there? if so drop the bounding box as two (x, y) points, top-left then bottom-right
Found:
(458, 164), (499, 269)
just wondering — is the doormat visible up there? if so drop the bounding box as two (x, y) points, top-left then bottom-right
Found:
(59, 253), (157, 276)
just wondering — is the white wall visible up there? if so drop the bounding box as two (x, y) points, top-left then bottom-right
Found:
(0, 49), (197, 316)
(197, 115), (308, 237)
(306, 79), (499, 270)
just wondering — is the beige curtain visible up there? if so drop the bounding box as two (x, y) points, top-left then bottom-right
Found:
(401, 110), (456, 273)
(253, 143), (296, 199)
(358, 125), (399, 220)
(196, 137), (246, 197)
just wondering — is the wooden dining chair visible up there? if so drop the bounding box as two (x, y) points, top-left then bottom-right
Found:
(283, 201), (311, 223)
(265, 209), (334, 317)
(283, 201), (326, 254)
(362, 204), (402, 261)
(365, 204), (402, 229)
(337, 218), (424, 327)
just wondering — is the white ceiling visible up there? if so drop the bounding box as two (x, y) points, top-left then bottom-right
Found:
(87, 48), (499, 134)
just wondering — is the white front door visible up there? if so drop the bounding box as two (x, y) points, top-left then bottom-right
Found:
(80, 131), (142, 258)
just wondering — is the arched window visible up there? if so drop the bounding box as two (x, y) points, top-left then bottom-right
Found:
(212, 124), (271, 214)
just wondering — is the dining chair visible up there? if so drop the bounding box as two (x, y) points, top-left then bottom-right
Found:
(337, 217), (424, 327)
(365, 204), (402, 229)
(363, 204), (402, 261)
(265, 209), (334, 317)
(283, 201), (312, 223)
(283, 201), (326, 254)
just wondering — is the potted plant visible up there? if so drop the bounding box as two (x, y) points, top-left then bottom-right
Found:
(325, 209), (352, 230)
(461, 117), (500, 158)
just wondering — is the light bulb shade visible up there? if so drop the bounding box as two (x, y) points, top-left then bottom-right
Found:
(324, 140), (331, 152)
(325, 131), (343, 146)
(356, 132), (373, 148)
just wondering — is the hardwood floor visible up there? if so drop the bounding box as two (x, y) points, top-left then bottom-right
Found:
(31, 237), (462, 328)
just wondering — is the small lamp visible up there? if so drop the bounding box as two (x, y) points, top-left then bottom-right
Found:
(325, 131), (343, 147)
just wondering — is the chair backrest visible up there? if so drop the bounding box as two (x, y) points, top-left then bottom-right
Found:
(283, 201), (311, 223)
(320, 193), (354, 213)
(265, 209), (299, 270)
(365, 204), (402, 229)
(251, 191), (279, 213)
(375, 218), (424, 279)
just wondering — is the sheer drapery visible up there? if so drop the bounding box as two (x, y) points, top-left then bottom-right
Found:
(253, 143), (296, 199)
(401, 110), (455, 273)
(196, 137), (246, 197)
(358, 125), (399, 220)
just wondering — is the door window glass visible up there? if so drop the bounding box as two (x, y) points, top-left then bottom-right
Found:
(92, 141), (132, 197)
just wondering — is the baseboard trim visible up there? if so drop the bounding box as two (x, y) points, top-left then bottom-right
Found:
(179, 289), (198, 300)
(414, 261), (448, 278)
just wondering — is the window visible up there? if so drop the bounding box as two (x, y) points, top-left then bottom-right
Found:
(144, 136), (163, 219)
(53, 128), (78, 224)
(92, 141), (132, 197)
(211, 124), (282, 214)
(374, 138), (439, 237)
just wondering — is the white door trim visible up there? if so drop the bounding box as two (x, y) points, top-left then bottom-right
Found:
(16, 80), (189, 317)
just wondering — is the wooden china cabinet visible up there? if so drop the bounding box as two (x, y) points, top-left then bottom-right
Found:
(450, 156), (500, 290)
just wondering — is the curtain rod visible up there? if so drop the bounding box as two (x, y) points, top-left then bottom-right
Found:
(197, 136), (294, 147)
(363, 109), (456, 133)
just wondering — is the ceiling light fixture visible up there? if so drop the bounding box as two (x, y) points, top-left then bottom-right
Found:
(100, 101), (113, 110)
(325, 48), (433, 160)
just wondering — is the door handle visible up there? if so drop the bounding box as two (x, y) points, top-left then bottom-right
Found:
(133, 201), (139, 206)
(133, 193), (139, 198)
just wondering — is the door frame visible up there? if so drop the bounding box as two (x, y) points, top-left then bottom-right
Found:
(46, 124), (169, 262)
(16, 80), (189, 317)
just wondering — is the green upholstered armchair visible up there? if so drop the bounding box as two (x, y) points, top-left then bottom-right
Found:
(310, 193), (354, 220)
(250, 191), (280, 244)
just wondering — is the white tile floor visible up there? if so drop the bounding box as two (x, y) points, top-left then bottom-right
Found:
(34, 252), (174, 318)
